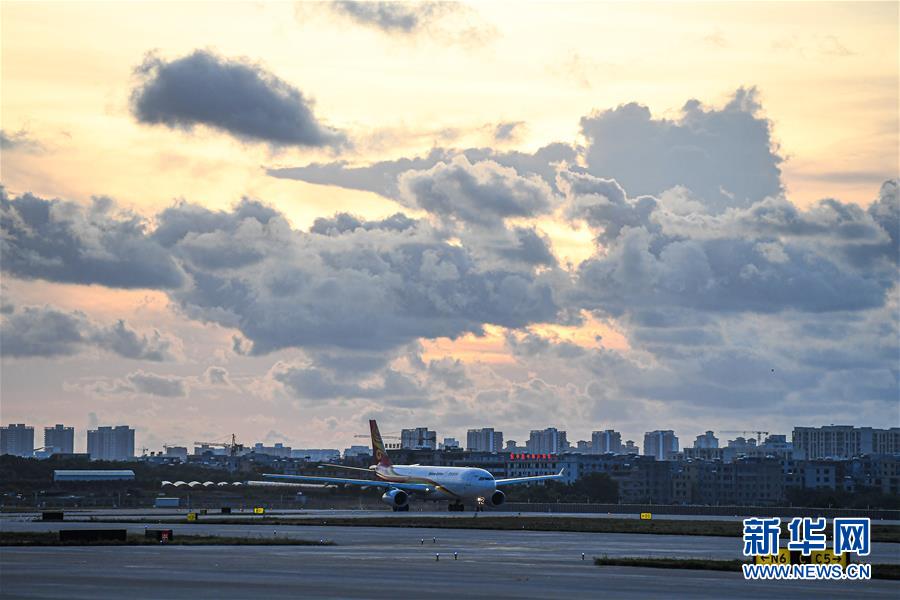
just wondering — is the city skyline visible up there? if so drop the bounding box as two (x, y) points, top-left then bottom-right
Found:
(2, 2), (898, 452)
(3, 417), (895, 459)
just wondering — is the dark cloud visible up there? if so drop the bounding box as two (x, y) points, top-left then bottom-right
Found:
(130, 50), (345, 148)
(91, 320), (174, 361)
(506, 330), (587, 360)
(266, 143), (577, 197)
(310, 212), (416, 236)
(500, 227), (558, 266)
(494, 121), (525, 142)
(204, 366), (230, 385)
(152, 198), (289, 270)
(398, 155), (554, 226)
(559, 170), (658, 244)
(0, 305), (174, 361)
(574, 218), (886, 316)
(1, 189), (184, 289)
(427, 357), (472, 390)
(565, 171), (897, 316)
(273, 363), (423, 404)
(267, 89), (781, 216)
(146, 196), (561, 354)
(327, 1), (453, 34)
(0, 306), (84, 358)
(126, 371), (187, 397)
(580, 87), (783, 211)
(0, 129), (44, 153)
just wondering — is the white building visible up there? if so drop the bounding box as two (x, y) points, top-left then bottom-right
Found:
(693, 431), (719, 449)
(643, 430), (679, 461)
(401, 427), (437, 450)
(591, 430), (623, 454)
(793, 426), (900, 459)
(527, 428), (568, 454)
(466, 428), (503, 452)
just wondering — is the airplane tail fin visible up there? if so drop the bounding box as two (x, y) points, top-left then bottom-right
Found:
(369, 420), (393, 467)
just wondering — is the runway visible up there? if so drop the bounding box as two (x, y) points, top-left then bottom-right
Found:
(3, 512), (898, 598)
(6, 507), (899, 523)
(2, 539), (897, 599)
(3, 519), (900, 564)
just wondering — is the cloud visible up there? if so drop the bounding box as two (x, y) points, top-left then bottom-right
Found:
(267, 88), (782, 214)
(146, 196), (562, 354)
(398, 155), (555, 227)
(493, 121), (525, 142)
(571, 212), (889, 318)
(267, 143), (577, 197)
(204, 366), (231, 385)
(426, 357), (472, 390)
(1, 189), (184, 289)
(130, 49), (346, 149)
(126, 371), (187, 397)
(0, 305), (175, 361)
(0, 129), (44, 153)
(326, 1), (453, 34)
(3, 84), (897, 440)
(91, 320), (175, 361)
(315, 1), (495, 46)
(0, 306), (84, 358)
(272, 362), (424, 405)
(310, 212), (416, 236)
(579, 87), (783, 211)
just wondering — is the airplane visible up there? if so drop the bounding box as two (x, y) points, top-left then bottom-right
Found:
(263, 420), (565, 511)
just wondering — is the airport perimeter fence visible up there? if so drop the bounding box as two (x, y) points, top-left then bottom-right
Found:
(497, 502), (900, 521)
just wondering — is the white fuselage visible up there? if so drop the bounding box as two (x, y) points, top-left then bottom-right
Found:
(375, 464), (496, 501)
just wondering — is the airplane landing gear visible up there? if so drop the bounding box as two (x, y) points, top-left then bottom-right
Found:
(448, 502), (465, 512)
(392, 505), (410, 512)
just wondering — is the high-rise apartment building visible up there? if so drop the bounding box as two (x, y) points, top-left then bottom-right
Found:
(526, 428), (568, 454)
(792, 426), (900, 459)
(44, 424), (75, 454)
(400, 427), (437, 450)
(0, 424), (34, 457)
(694, 431), (719, 449)
(643, 430), (679, 461)
(592, 430), (623, 454)
(466, 428), (504, 452)
(87, 426), (135, 461)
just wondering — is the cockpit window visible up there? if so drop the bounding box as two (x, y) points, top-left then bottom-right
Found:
(478, 476), (492, 480)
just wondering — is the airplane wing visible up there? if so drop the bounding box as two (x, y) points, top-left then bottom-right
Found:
(262, 473), (433, 493)
(318, 463), (374, 473)
(494, 468), (566, 486)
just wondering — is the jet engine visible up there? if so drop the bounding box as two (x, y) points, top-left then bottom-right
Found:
(489, 490), (506, 506)
(381, 489), (409, 508)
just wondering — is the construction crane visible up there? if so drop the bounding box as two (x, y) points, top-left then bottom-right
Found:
(720, 430), (770, 445)
(193, 433), (244, 456)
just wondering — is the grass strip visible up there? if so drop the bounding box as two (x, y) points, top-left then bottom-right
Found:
(115, 515), (900, 543)
(593, 556), (900, 580)
(0, 531), (333, 547)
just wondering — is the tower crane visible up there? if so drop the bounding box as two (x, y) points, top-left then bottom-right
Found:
(719, 430), (770, 445)
(192, 433), (244, 456)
